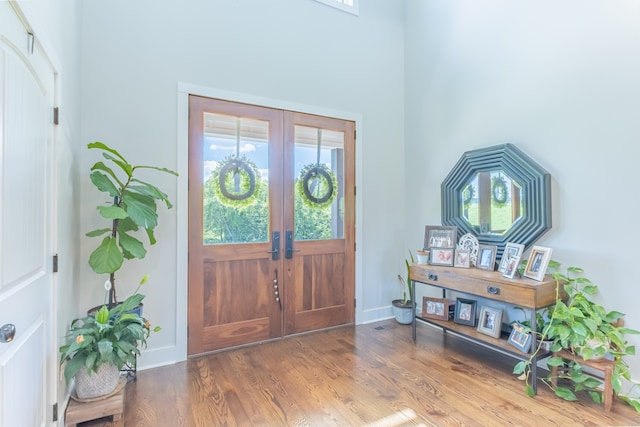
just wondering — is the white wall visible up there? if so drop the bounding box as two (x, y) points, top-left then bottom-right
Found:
(78, 0), (406, 366)
(405, 0), (640, 384)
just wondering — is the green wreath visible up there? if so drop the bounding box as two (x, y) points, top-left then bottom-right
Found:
(491, 176), (508, 208)
(212, 155), (262, 208)
(296, 163), (338, 209)
(462, 184), (475, 206)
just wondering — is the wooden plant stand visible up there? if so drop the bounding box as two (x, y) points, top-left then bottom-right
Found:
(550, 349), (615, 411)
(65, 385), (125, 426)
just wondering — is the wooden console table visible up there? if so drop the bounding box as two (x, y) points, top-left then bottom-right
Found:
(410, 263), (565, 393)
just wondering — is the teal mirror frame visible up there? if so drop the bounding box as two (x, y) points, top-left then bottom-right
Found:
(441, 143), (551, 259)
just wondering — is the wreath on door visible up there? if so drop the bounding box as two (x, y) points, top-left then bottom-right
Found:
(296, 163), (337, 209)
(491, 175), (508, 208)
(462, 184), (475, 206)
(212, 155), (262, 208)
(296, 128), (338, 209)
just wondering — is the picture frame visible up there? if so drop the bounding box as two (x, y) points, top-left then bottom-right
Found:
(454, 298), (477, 326)
(476, 244), (498, 271)
(508, 322), (533, 353)
(424, 225), (457, 249)
(502, 255), (520, 279)
(498, 242), (525, 273)
(422, 297), (454, 321)
(523, 246), (553, 281)
(454, 249), (470, 268)
(476, 306), (503, 338)
(429, 248), (455, 266)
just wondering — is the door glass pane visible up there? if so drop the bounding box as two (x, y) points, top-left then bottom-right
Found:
(202, 113), (269, 244)
(294, 125), (344, 241)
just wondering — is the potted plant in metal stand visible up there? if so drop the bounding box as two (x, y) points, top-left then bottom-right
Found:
(85, 141), (178, 309)
(59, 276), (160, 400)
(59, 141), (177, 399)
(392, 251), (415, 324)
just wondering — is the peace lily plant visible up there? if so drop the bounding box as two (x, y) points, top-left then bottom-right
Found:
(59, 276), (160, 398)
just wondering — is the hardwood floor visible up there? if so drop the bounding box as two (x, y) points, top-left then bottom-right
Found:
(76, 319), (640, 426)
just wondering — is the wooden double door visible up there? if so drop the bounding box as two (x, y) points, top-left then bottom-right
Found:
(188, 96), (355, 354)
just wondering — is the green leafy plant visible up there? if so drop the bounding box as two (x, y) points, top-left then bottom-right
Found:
(513, 306), (550, 337)
(59, 276), (161, 384)
(396, 250), (415, 305)
(86, 142), (178, 304)
(513, 266), (640, 412)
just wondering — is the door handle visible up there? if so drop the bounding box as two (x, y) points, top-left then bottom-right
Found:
(267, 231), (280, 260)
(285, 230), (299, 259)
(0, 324), (16, 343)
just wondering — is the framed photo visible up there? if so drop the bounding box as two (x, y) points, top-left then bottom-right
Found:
(477, 306), (503, 338)
(502, 255), (520, 279)
(430, 248), (454, 266)
(422, 297), (454, 321)
(424, 226), (457, 249)
(476, 244), (498, 271)
(508, 322), (533, 353)
(454, 298), (477, 326)
(523, 246), (553, 281)
(498, 242), (525, 272)
(454, 249), (470, 268)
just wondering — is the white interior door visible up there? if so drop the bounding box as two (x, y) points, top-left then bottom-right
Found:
(0, 3), (55, 427)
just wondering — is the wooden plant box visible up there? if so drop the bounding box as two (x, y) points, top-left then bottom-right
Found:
(65, 385), (124, 426)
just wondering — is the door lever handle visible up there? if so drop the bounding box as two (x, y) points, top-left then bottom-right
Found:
(285, 231), (299, 259)
(267, 231), (280, 260)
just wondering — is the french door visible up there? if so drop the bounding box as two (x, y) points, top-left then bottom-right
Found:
(188, 96), (355, 354)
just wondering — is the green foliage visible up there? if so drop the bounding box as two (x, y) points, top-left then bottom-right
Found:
(397, 250), (415, 305)
(203, 167), (334, 244)
(514, 264), (640, 412)
(59, 277), (160, 384)
(86, 142), (177, 303)
(296, 163), (338, 209)
(211, 155), (263, 209)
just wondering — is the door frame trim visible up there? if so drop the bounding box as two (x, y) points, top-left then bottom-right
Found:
(176, 82), (363, 361)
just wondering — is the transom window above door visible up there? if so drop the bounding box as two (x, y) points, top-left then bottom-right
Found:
(312, 0), (359, 16)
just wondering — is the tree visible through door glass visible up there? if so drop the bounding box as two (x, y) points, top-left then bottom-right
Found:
(294, 125), (344, 241)
(202, 113), (269, 244)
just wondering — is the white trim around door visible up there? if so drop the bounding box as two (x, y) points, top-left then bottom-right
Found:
(175, 82), (363, 361)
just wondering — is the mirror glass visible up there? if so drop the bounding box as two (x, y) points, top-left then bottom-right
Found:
(442, 144), (551, 258)
(461, 170), (524, 235)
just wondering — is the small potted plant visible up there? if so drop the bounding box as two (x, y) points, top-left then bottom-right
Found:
(59, 276), (160, 399)
(85, 142), (178, 308)
(392, 251), (415, 324)
(513, 266), (640, 412)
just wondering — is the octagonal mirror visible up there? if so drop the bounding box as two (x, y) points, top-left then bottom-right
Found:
(442, 144), (551, 258)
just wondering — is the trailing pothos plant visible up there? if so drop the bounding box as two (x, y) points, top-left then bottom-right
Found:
(86, 142), (178, 306)
(513, 266), (640, 412)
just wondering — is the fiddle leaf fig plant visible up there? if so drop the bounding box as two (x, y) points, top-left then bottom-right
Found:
(86, 142), (178, 305)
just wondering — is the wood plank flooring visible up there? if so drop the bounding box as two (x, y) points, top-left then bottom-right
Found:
(76, 319), (640, 426)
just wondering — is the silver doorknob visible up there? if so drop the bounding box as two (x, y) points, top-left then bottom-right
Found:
(1, 324), (16, 343)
